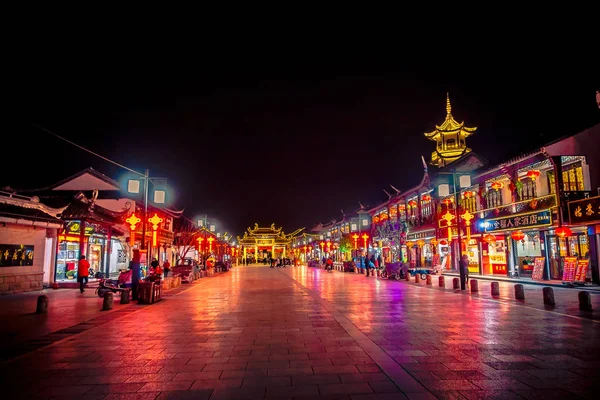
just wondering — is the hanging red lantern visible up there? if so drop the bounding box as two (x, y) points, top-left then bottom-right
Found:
(421, 194), (431, 202)
(491, 181), (503, 190)
(408, 200), (417, 208)
(430, 238), (439, 246)
(442, 198), (453, 205)
(439, 239), (448, 246)
(555, 226), (572, 238)
(511, 230), (525, 241)
(526, 169), (540, 179)
(483, 234), (496, 244)
(463, 191), (475, 198)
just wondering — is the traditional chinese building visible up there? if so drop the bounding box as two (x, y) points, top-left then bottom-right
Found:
(0, 191), (63, 293)
(424, 94), (477, 168)
(237, 223), (303, 261)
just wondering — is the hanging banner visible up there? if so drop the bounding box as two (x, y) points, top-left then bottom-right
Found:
(562, 256), (578, 282)
(531, 257), (545, 281)
(574, 259), (589, 283)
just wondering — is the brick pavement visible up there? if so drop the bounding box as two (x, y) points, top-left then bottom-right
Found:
(1, 266), (599, 399)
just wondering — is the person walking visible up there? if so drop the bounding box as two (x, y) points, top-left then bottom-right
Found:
(163, 259), (171, 277)
(77, 255), (90, 293)
(459, 254), (469, 290)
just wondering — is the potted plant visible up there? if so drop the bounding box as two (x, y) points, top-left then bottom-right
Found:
(66, 270), (77, 280)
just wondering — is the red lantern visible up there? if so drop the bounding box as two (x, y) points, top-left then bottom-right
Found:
(442, 198), (453, 205)
(526, 170), (540, 179)
(421, 194), (431, 202)
(511, 230), (525, 241)
(483, 234), (496, 244)
(491, 181), (503, 190)
(408, 200), (417, 208)
(555, 226), (572, 238)
(463, 191), (475, 198)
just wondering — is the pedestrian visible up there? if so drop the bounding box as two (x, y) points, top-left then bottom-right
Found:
(459, 254), (469, 290)
(163, 259), (171, 277)
(77, 255), (90, 293)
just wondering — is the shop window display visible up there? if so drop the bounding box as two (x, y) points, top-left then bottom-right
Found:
(482, 236), (507, 275)
(515, 232), (542, 277)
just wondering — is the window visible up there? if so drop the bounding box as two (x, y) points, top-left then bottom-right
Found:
(460, 196), (477, 213)
(521, 179), (537, 200)
(562, 163), (584, 191)
(547, 171), (555, 194)
(421, 201), (433, 218)
(446, 139), (456, 148)
(487, 189), (503, 208)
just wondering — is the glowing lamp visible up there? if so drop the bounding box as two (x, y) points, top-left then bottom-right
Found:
(408, 200), (417, 208)
(491, 181), (503, 190)
(555, 226), (572, 238)
(326, 241), (332, 252)
(483, 234), (496, 244)
(421, 194), (431, 202)
(351, 233), (359, 249)
(406, 241), (414, 248)
(416, 239), (425, 247)
(207, 236), (214, 252)
(526, 170), (540, 179)
(361, 233), (369, 248)
(148, 213), (163, 247)
(463, 191), (475, 198)
(442, 198), (453, 205)
(126, 213), (141, 246)
(430, 238), (439, 246)
(510, 230), (525, 241)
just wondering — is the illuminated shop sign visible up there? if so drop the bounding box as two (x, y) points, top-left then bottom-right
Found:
(479, 209), (552, 233)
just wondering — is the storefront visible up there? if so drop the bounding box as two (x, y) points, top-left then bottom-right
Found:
(478, 209), (553, 279)
(55, 194), (128, 282)
(566, 195), (600, 283)
(405, 229), (436, 268)
(55, 220), (126, 281)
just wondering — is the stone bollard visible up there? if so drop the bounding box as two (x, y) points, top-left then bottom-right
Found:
(470, 279), (479, 293)
(120, 290), (130, 304)
(491, 282), (500, 296)
(514, 284), (525, 300)
(542, 287), (555, 306)
(439, 276), (445, 287)
(578, 291), (592, 311)
(415, 274), (421, 283)
(405, 272), (410, 281)
(102, 292), (114, 311)
(36, 295), (49, 314)
(452, 277), (460, 289)
(426, 275), (432, 285)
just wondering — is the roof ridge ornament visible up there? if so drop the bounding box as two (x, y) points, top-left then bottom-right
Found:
(446, 92), (452, 115)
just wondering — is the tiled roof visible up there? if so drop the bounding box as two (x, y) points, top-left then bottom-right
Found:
(0, 202), (61, 224)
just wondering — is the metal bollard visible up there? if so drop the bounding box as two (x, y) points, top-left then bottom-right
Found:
(578, 291), (592, 311)
(439, 276), (445, 287)
(514, 284), (525, 300)
(36, 295), (48, 314)
(102, 292), (114, 311)
(415, 274), (421, 283)
(426, 275), (432, 285)
(542, 287), (555, 306)
(452, 277), (460, 289)
(491, 282), (500, 296)
(120, 290), (130, 304)
(470, 279), (478, 293)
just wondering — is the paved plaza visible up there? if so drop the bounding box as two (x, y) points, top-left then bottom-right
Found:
(1, 266), (599, 399)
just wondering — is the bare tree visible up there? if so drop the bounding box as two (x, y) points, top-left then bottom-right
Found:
(174, 220), (200, 263)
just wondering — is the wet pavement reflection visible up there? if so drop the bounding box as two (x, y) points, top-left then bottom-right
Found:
(1, 265), (598, 399)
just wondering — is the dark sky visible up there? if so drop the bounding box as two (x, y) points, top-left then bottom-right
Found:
(4, 56), (599, 237)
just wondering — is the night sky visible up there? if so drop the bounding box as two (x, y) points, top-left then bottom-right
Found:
(4, 58), (599, 237)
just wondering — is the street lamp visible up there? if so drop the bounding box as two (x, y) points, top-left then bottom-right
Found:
(127, 170), (167, 253)
(438, 171), (471, 290)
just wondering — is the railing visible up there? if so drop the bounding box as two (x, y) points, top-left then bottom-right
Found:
(477, 193), (557, 219)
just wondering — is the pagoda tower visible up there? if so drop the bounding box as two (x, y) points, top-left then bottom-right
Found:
(424, 93), (477, 167)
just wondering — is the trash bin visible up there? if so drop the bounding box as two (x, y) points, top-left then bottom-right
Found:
(152, 281), (163, 302)
(138, 282), (154, 304)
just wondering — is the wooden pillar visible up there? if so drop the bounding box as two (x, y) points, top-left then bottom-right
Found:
(79, 219), (86, 262)
(105, 225), (112, 277)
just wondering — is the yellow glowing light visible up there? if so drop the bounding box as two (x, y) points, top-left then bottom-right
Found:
(126, 213), (141, 231)
(207, 236), (214, 252)
(148, 214), (163, 230)
(352, 233), (359, 249)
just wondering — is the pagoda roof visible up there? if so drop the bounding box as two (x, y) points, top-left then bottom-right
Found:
(424, 94), (477, 140)
(59, 192), (127, 226)
(237, 223), (304, 244)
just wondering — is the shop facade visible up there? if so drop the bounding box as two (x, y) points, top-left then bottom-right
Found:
(0, 192), (63, 293)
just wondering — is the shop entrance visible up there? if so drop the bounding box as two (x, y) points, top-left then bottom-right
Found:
(548, 232), (590, 280)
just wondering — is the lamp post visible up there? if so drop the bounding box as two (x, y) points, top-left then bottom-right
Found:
(438, 170), (471, 290)
(127, 170), (167, 255)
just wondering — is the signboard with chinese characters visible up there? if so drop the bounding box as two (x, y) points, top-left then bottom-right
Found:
(568, 196), (600, 225)
(406, 229), (436, 241)
(480, 209), (552, 233)
(0, 244), (34, 267)
(531, 257), (545, 281)
(574, 259), (589, 282)
(562, 256), (577, 282)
